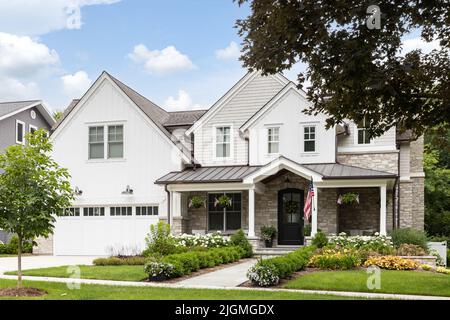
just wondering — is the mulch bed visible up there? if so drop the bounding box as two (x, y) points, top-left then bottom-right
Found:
(147, 258), (254, 284)
(0, 287), (47, 297)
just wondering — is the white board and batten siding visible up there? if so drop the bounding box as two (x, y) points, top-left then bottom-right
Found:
(193, 73), (286, 166)
(248, 87), (336, 165)
(51, 77), (184, 255)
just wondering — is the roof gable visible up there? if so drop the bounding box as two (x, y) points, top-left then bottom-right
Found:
(185, 71), (289, 135)
(0, 100), (55, 126)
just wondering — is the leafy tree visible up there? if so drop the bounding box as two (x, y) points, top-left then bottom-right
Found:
(53, 110), (63, 121)
(235, 0), (450, 137)
(0, 129), (73, 287)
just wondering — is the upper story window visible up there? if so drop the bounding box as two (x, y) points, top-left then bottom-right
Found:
(88, 124), (124, 160)
(303, 125), (316, 152)
(108, 125), (124, 158)
(267, 127), (279, 154)
(89, 126), (104, 159)
(215, 126), (231, 158)
(357, 118), (371, 144)
(16, 120), (25, 144)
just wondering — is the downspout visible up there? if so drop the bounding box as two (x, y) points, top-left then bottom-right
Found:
(245, 137), (250, 166)
(165, 184), (171, 227)
(396, 146), (401, 229)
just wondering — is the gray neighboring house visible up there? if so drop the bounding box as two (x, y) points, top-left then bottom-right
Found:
(0, 100), (56, 244)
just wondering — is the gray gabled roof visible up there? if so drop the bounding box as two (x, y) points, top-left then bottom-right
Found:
(0, 100), (41, 118)
(303, 163), (396, 180)
(164, 110), (208, 127)
(156, 165), (262, 184)
(155, 160), (396, 185)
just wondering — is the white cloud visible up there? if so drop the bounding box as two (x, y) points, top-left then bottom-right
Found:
(164, 90), (202, 111)
(128, 44), (195, 75)
(401, 37), (441, 55)
(0, 32), (60, 78)
(215, 41), (241, 60)
(0, 78), (40, 101)
(0, 0), (120, 36)
(61, 71), (92, 97)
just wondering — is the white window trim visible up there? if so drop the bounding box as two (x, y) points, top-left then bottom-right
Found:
(87, 122), (126, 162)
(302, 124), (318, 154)
(29, 124), (38, 133)
(267, 126), (280, 155)
(16, 120), (25, 144)
(354, 121), (375, 146)
(212, 124), (234, 161)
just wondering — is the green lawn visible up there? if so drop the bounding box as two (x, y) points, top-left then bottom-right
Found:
(284, 270), (450, 297)
(5, 265), (147, 282)
(0, 279), (356, 300)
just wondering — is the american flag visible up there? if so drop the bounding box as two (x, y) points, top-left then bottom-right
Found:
(303, 179), (314, 220)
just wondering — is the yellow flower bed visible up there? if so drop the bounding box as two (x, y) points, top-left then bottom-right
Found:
(364, 256), (419, 270)
(436, 267), (450, 275)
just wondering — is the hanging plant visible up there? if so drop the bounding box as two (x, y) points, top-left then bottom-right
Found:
(285, 200), (299, 214)
(337, 192), (360, 205)
(215, 195), (232, 208)
(189, 195), (205, 209)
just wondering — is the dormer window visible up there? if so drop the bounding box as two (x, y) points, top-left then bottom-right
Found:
(357, 118), (371, 144)
(215, 126), (231, 158)
(267, 127), (279, 154)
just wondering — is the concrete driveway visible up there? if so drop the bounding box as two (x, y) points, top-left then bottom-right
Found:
(0, 255), (100, 274)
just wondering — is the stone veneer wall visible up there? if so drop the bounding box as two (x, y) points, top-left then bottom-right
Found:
(410, 136), (425, 231)
(317, 188), (338, 234)
(34, 235), (53, 255)
(337, 152), (399, 174)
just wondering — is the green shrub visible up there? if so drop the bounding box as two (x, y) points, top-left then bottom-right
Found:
(304, 224), (312, 237)
(389, 228), (428, 249)
(247, 246), (316, 286)
(447, 249), (450, 266)
(311, 230), (328, 248)
(308, 248), (361, 270)
(230, 230), (253, 257)
(0, 236), (34, 254)
(396, 243), (428, 256)
(93, 256), (147, 266)
(143, 221), (180, 257)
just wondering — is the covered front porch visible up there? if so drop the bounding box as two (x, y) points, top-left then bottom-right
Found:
(156, 157), (397, 248)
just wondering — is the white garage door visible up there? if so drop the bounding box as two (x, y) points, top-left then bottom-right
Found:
(54, 207), (159, 256)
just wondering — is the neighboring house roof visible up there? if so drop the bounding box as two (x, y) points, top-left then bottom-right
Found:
(156, 165), (262, 184)
(52, 99), (80, 131)
(164, 110), (208, 127)
(155, 156), (396, 185)
(0, 100), (55, 126)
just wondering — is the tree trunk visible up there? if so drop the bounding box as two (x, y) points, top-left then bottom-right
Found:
(17, 234), (22, 288)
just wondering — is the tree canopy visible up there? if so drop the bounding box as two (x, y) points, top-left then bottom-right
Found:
(235, 0), (450, 137)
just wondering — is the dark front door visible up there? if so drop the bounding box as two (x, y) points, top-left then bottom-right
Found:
(278, 188), (304, 245)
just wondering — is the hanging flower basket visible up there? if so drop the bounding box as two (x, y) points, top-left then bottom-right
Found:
(215, 195), (232, 208)
(189, 195), (205, 209)
(337, 192), (360, 205)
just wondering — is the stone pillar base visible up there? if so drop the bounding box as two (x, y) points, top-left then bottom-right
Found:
(248, 236), (260, 250)
(172, 216), (191, 235)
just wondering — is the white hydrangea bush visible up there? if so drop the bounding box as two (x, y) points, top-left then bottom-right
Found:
(328, 232), (393, 250)
(247, 264), (280, 287)
(174, 232), (230, 248)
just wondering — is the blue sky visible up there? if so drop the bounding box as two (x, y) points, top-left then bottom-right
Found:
(0, 0), (256, 112)
(0, 1), (438, 113)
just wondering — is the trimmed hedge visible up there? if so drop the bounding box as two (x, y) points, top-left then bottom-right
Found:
(247, 246), (316, 286)
(0, 236), (33, 254)
(93, 256), (147, 266)
(145, 246), (245, 279)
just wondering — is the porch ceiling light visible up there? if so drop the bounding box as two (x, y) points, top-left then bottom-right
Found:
(122, 185), (134, 195)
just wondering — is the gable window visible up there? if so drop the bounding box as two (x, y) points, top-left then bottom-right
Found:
(16, 120), (25, 144)
(304, 126), (316, 152)
(215, 126), (231, 158)
(108, 125), (123, 158)
(208, 192), (241, 231)
(267, 127), (279, 154)
(89, 126), (104, 159)
(357, 118), (371, 144)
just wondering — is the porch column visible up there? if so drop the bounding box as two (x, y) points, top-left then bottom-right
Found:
(311, 186), (318, 236)
(248, 187), (255, 238)
(380, 185), (387, 236)
(170, 191), (182, 224)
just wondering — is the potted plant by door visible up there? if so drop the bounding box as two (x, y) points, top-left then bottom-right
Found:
(261, 226), (277, 248)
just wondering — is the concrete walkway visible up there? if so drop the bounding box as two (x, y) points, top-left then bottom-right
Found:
(177, 259), (257, 287)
